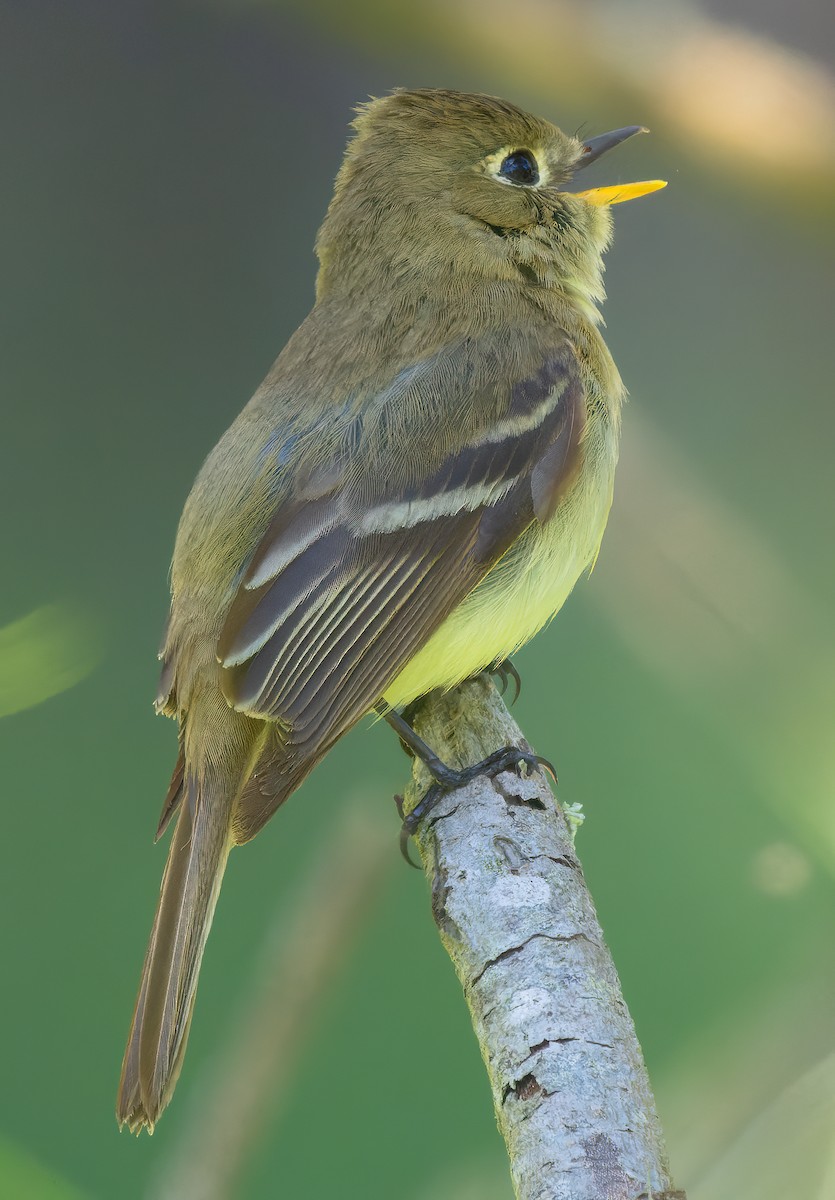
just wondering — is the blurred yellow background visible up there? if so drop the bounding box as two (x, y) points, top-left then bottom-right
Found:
(1, 0), (833, 1196)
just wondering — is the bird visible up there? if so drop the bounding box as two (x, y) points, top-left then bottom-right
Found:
(116, 87), (665, 1132)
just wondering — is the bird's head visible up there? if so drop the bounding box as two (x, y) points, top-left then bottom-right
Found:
(315, 89), (664, 314)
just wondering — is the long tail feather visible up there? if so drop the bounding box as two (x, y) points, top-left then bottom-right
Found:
(117, 772), (232, 1133)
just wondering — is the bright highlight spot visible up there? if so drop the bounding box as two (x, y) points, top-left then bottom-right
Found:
(0, 604), (101, 717)
(751, 842), (812, 897)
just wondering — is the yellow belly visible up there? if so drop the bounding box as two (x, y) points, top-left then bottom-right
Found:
(383, 425), (617, 709)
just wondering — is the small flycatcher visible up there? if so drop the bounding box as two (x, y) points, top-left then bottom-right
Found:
(117, 88), (665, 1132)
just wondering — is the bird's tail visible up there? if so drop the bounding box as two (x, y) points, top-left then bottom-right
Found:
(116, 767), (233, 1133)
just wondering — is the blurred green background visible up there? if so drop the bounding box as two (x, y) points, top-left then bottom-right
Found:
(2, 1), (834, 1197)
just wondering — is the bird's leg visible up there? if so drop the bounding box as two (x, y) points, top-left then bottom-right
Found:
(379, 705), (474, 787)
(376, 703), (555, 867)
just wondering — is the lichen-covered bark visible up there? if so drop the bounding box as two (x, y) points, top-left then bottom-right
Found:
(402, 676), (686, 1200)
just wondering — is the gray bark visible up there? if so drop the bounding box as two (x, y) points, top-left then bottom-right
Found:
(402, 676), (686, 1200)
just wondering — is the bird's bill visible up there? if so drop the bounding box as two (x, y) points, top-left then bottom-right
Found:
(573, 179), (668, 206)
(577, 125), (648, 167)
(572, 125), (666, 205)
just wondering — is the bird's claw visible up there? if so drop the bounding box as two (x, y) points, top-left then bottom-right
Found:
(482, 658), (522, 704)
(398, 744), (553, 865)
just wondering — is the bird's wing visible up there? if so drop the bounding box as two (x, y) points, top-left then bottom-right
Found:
(218, 335), (586, 835)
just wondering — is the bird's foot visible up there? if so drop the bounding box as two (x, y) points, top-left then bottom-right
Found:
(377, 701), (554, 867)
(398, 744), (556, 867)
(480, 657), (522, 704)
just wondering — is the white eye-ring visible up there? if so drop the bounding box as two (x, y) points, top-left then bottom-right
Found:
(484, 146), (549, 189)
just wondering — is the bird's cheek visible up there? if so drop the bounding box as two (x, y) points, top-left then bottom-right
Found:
(451, 178), (538, 233)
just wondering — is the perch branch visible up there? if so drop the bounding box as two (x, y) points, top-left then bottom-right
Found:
(402, 676), (685, 1200)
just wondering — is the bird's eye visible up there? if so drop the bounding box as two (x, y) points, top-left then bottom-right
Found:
(498, 150), (539, 186)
